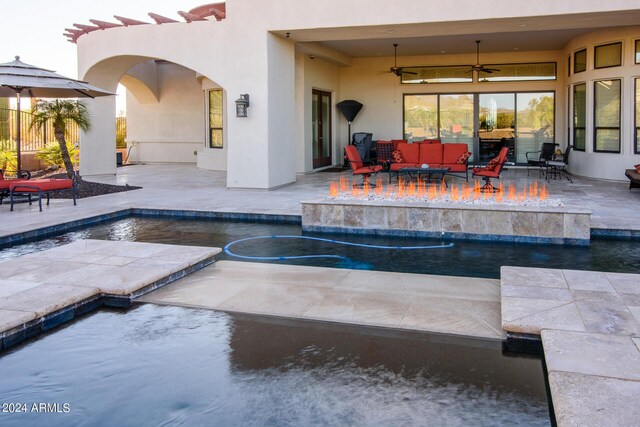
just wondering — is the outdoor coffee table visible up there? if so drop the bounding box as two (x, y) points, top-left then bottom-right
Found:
(397, 166), (450, 188)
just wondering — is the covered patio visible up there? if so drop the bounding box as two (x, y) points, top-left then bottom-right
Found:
(1, 164), (639, 238)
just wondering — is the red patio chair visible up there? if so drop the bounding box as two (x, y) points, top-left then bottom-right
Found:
(344, 145), (383, 187)
(9, 178), (76, 211)
(472, 147), (509, 192)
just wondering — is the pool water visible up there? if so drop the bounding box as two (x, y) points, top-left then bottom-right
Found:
(0, 304), (550, 426)
(1, 216), (639, 279)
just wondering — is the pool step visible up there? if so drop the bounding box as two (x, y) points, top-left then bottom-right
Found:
(0, 239), (220, 350)
(138, 260), (503, 340)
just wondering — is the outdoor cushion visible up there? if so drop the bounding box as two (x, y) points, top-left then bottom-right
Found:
(635, 164), (640, 174)
(418, 143), (443, 165)
(391, 149), (405, 163)
(392, 139), (407, 150)
(456, 152), (472, 164)
(442, 143), (469, 164)
(344, 146), (363, 170)
(9, 178), (73, 192)
(390, 163), (421, 171)
(353, 165), (383, 175)
(397, 143), (419, 163)
(485, 156), (501, 171)
(0, 179), (27, 190)
(447, 164), (468, 173)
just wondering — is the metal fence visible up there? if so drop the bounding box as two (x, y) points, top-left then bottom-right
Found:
(0, 108), (81, 151)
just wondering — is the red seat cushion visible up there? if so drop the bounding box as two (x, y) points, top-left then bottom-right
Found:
(397, 143), (420, 163)
(390, 163), (420, 171)
(353, 165), (382, 175)
(0, 179), (27, 190)
(443, 144), (470, 164)
(418, 144), (443, 164)
(472, 168), (500, 178)
(447, 164), (468, 173)
(9, 179), (73, 192)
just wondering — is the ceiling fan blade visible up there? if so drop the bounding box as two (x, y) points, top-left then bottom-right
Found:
(401, 70), (418, 75)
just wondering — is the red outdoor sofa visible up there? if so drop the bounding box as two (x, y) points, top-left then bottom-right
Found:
(387, 140), (472, 182)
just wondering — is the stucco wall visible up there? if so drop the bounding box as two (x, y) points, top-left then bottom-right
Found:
(296, 54), (341, 173)
(563, 26), (640, 180)
(126, 62), (203, 164)
(339, 49), (566, 145)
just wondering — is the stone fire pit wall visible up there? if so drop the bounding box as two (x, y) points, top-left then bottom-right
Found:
(301, 200), (592, 245)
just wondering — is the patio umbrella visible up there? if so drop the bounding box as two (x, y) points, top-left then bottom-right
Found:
(0, 56), (114, 172)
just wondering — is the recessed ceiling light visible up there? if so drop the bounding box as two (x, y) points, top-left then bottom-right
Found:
(514, 47), (520, 50)
(517, 23), (527, 27)
(441, 50), (447, 53)
(386, 29), (396, 34)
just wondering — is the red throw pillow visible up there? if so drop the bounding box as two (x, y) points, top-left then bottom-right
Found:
(391, 149), (405, 163)
(635, 164), (640, 174)
(485, 156), (501, 171)
(457, 151), (472, 164)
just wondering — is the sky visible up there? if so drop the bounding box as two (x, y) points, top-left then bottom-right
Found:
(0, 0), (191, 112)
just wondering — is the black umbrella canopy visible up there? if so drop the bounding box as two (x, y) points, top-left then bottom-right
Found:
(0, 56), (114, 172)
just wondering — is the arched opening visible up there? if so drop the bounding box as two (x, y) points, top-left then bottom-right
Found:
(79, 55), (227, 176)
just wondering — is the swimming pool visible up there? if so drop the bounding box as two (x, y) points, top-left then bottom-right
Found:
(1, 216), (639, 279)
(0, 304), (550, 426)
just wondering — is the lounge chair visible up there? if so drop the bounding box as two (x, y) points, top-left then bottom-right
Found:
(472, 146), (509, 192)
(0, 169), (31, 205)
(9, 178), (76, 211)
(526, 142), (557, 177)
(344, 145), (383, 187)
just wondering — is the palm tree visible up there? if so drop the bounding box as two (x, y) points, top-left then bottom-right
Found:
(29, 99), (90, 181)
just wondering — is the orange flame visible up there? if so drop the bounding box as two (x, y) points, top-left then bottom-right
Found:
(540, 184), (548, 201)
(329, 181), (338, 197)
(427, 184), (436, 200)
(339, 174), (348, 192)
(507, 184), (516, 201)
(450, 184), (460, 201)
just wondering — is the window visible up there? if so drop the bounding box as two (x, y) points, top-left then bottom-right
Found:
(208, 89), (223, 148)
(594, 42), (622, 69)
(574, 49), (587, 73)
(636, 79), (640, 153)
(573, 84), (586, 151)
(636, 40), (640, 64)
(593, 79), (621, 153)
(567, 56), (571, 77)
(478, 62), (556, 82)
(401, 66), (472, 84)
(403, 91), (555, 164)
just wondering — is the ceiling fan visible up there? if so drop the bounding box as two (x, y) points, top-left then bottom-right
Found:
(387, 43), (417, 77)
(470, 40), (500, 74)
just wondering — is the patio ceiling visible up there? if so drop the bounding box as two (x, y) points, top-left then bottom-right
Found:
(285, 9), (640, 57)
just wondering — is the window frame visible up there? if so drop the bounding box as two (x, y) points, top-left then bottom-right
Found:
(594, 42), (623, 70)
(477, 61), (557, 82)
(635, 78), (640, 154)
(207, 89), (224, 149)
(593, 79), (622, 154)
(635, 40), (640, 65)
(572, 83), (586, 152)
(574, 48), (587, 73)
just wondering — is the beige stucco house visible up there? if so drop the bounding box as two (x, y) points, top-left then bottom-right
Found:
(73, 0), (640, 188)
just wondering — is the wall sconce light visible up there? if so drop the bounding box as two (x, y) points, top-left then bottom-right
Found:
(235, 94), (250, 118)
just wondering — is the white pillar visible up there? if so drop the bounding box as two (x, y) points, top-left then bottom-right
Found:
(80, 96), (117, 176)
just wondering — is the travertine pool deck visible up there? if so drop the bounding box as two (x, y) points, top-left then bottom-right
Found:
(138, 260), (504, 339)
(501, 266), (640, 426)
(0, 239), (220, 349)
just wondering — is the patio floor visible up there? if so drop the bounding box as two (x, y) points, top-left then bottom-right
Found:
(1, 163), (639, 239)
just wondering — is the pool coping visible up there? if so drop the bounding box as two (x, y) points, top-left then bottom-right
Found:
(0, 208), (637, 249)
(0, 241), (219, 351)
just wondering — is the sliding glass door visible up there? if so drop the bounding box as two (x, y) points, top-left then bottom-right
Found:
(404, 91), (554, 164)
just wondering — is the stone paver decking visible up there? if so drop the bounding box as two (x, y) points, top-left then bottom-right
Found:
(501, 266), (640, 426)
(0, 240), (220, 349)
